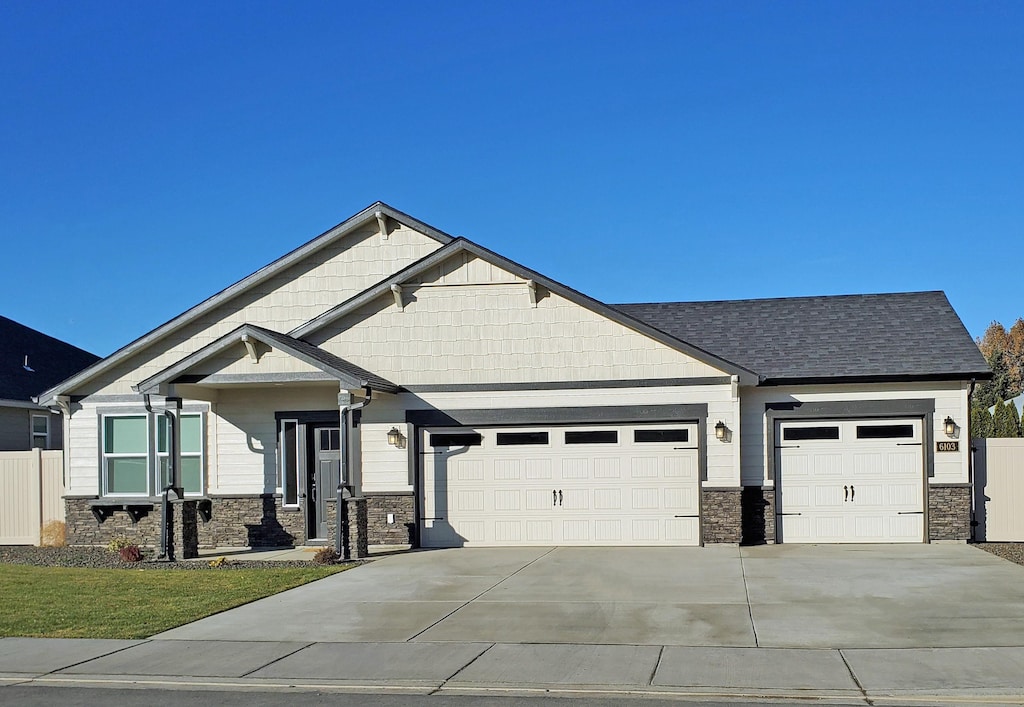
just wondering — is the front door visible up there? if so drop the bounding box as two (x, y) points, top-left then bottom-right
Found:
(308, 426), (341, 540)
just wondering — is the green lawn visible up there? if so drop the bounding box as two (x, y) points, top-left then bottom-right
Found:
(0, 564), (348, 639)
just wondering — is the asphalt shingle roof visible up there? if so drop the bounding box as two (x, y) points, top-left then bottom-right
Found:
(616, 291), (990, 383)
(0, 316), (100, 402)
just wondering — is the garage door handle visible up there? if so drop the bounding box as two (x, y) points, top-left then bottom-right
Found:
(558, 490), (563, 506)
(844, 485), (849, 502)
(553, 490), (557, 506)
(850, 485), (854, 501)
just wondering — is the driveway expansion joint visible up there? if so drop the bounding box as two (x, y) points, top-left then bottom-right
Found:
(237, 641), (315, 678)
(405, 547), (556, 642)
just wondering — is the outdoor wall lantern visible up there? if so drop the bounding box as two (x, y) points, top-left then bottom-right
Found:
(714, 420), (728, 441)
(387, 426), (406, 448)
(944, 416), (957, 437)
(387, 424), (403, 446)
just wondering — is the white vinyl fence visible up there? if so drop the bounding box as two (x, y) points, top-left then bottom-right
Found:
(974, 438), (1024, 542)
(0, 449), (65, 545)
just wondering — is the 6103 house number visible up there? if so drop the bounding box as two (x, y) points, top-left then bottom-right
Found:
(937, 441), (959, 452)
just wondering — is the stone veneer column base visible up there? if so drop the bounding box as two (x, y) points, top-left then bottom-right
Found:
(365, 493), (416, 546)
(740, 486), (776, 545)
(701, 487), (743, 544)
(928, 484), (971, 541)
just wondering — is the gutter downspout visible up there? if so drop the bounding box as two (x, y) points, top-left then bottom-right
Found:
(967, 378), (977, 542)
(336, 386), (372, 557)
(144, 394), (178, 561)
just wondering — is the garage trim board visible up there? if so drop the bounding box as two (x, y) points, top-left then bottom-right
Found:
(420, 424), (701, 547)
(775, 418), (926, 543)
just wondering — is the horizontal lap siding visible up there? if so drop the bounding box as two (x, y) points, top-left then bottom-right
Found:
(212, 387), (339, 495)
(82, 226), (442, 396)
(739, 382), (970, 487)
(361, 385), (741, 493)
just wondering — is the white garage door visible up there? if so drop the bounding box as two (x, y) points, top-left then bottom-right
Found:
(420, 423), (700, 547)
(775, 419), (925, 543)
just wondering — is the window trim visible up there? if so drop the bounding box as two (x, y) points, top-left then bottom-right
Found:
(278, 419), (301, 508)
(157, 412), (206, 497)
(101, 413), (151, 498)
(30, 413), (49, 449)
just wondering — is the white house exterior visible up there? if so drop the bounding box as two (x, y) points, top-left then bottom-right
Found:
(37, 203), (990, 555)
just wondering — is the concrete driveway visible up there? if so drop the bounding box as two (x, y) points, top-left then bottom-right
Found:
(156, 544), (1024, 649)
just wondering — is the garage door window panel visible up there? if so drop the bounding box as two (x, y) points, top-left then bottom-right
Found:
(565, 430), (618, 444)
(634, 429), (689, 443)
(430, 433), (483, 447)
(496, 432), (549, 446)
(855, 424), (915, 439)
(783, 426), (840, 441)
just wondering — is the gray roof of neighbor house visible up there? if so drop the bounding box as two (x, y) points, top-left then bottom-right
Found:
(616, 291), (991, 384)
(0, 316), (100, 403)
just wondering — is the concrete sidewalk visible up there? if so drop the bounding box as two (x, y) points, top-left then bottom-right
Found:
(3, 637), (1024, 704)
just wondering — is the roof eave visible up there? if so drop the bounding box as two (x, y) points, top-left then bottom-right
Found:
(756, 371), (994, 387)
(292, 239), (760, 385)
(36, 202), (445, 405)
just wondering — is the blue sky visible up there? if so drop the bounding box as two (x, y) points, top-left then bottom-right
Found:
(2, 1), (1021, 356)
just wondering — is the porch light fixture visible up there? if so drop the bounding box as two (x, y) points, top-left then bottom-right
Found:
(714, 420), (728, 441)
(944, 416), (956, 437)
(387, 427), (405, 448)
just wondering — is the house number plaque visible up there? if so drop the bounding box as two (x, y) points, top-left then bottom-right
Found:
(937, 441), (959, 452)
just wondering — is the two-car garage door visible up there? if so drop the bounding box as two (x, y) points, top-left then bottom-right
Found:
(420, 424), (700, 547)
(775, 418), (926, 543)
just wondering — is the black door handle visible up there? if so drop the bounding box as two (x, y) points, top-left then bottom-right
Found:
(558, 490), (563, 506)
(850, 485), (855, 501)
(553, 489), (557, 506)
(844, 485), (848, 502)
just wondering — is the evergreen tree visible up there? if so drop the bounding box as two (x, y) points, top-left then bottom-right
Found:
(992, 400), (1020, 438)
(1008, 401), (1022, 438)
(970, 403), (994, 439)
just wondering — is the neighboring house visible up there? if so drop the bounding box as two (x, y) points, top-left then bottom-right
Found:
(36, 203), (990, 552)
(1, 316), (99, 451)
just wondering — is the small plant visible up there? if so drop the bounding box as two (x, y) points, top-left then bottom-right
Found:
(40, 520), (67, 547)
(106, 535), (134, 553)
(118, 544), (143, 562)
(313, 546), (340, 564)
(208, 556), (230, 568)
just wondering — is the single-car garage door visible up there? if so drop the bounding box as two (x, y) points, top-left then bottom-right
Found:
(420, 424), (700, 547)
(775, 418), (925, 543)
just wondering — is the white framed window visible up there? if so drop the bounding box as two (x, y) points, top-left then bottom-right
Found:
(31, 414), (49, 449)
(157, 414), (205, 496)
(279, 419), (300, 507)
(102, 415), (150, 496)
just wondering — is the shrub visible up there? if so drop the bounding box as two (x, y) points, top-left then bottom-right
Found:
(313, 546), (340, 564)
(40, 520), (67, 547)
(118, 545), (143, 563)
(208, 556), (230, 568)
(106, 536), (134, 553)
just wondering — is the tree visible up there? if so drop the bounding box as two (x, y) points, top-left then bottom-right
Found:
(975, 319), (1024, 409)
(992, 400), (1021, 438)
(970, 403), (994, 439)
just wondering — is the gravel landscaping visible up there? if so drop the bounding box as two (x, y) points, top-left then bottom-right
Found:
(974, 542), (1024, 567)
(0, 546), (347, 570)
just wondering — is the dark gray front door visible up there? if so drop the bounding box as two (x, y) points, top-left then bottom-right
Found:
(309, 427), (340, 539)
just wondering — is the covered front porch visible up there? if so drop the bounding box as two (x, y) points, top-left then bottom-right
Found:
(121, 323), (401, 558)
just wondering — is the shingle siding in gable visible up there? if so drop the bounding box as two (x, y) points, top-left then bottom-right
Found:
(311, 258), (729, 386)
(77, 225), (443, 397)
